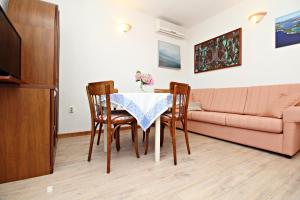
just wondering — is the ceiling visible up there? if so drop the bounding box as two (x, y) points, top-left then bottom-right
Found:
(113, 0), (244, 28)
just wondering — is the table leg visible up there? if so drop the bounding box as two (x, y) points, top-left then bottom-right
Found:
(155, 117), (161, 162)
(103, 124), (107, 152)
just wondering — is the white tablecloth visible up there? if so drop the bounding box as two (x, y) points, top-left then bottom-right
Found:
(109, 93), (172, 131)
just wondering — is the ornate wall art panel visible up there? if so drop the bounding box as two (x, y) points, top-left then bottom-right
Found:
(194, 28), (242, 73)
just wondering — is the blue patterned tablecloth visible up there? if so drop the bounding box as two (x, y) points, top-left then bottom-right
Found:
(109, 93), (173, 131)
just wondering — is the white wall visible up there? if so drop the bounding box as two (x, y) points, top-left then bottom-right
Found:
(45, 0), (300, 133)
(0, 0), (9, 11)
(187, 0), (300, 89)
(46, 0), (188, 133)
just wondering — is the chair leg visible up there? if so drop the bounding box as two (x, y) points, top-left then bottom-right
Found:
(88, 126), (96, 162)
(184, 124), (191, 155)
(131, 125), (135, 142)
(116, 126), (121, 152)
(144, 128), (150, 155)
(133, 122), (140, 158)
(170, 125), (177, 165)
(160, 124), (165, 147)
(107, 128), (112, 174)
(143, 131), (145, 143)
(97, 123), (103, 146)
(113, 124), (117, 139)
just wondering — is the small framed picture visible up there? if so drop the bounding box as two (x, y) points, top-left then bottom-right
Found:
(276, 10), (300, 48)
(158, 41), (181, 69)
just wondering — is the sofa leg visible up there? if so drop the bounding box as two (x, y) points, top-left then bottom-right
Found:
(284, 155), (293, 159)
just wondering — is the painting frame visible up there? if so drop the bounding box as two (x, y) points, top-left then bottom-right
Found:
(158, 40), (181, 70)
(194, 28), (242, 74)
(275, 10), (300, 48)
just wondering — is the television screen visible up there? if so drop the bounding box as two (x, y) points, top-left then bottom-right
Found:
(0, 5), (21, 79)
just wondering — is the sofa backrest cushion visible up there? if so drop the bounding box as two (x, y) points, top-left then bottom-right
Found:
(190, 89), (214, 110)
(209, 87), (248, 114)
(244, 84), (300, 116)
(262, 93), (300, 118)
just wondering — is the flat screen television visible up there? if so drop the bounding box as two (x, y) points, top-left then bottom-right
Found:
(0, 5), (21, 80)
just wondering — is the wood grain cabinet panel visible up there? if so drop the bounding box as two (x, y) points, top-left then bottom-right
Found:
(0, 87), (51, 183)
(8, 0), (59, 87)
(0, 0), (59, 183)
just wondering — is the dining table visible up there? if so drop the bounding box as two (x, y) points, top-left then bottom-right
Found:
(102, 92), (173, 162)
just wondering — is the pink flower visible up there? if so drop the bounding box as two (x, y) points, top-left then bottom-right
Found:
(135, 70), (154, 85)
(148, 77), (154, 85)
(141, 74), (153, 85)
(141, 74), (148, 83)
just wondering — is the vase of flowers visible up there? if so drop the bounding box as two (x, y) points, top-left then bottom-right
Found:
(135, 70), (154, 92)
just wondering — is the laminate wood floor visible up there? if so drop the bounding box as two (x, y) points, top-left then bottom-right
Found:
(1, 129), (300, 200)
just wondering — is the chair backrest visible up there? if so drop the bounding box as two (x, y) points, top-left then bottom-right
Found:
(86, 80), (114, 124)
(154, 88), (170, 93)
(169, 82), (191, 125)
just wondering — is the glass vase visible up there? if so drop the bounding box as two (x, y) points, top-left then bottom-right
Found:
(140, 82), (145, 92)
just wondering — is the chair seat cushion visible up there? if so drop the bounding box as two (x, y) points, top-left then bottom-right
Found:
(161, 112), (182, 123)
(189, 111), (226, 125)
(226, 113), (283, 133)
(97, 111), (135, 124)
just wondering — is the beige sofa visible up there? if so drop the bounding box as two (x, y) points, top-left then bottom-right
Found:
(180, 84), (300, 157)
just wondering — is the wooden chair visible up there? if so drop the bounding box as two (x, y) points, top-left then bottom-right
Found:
(154, 88), (170, 93)
(95, 88), (133, 146)
(144, 82), (191, 165)
(86, 81), (139, 173)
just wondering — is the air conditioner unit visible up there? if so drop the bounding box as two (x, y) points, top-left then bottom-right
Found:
(156, 19), (185, 39)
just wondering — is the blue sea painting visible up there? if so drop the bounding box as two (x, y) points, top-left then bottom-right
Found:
(276, 10), (300, 48)
(158, 41), (181, 69)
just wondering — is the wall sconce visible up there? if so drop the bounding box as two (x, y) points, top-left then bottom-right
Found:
(248, 12), (267, 24)
(117, 23), (132, 33)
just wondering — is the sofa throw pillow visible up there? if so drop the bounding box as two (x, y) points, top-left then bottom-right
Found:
(262, 93), (300, 118)
(188, 102), (202, 111)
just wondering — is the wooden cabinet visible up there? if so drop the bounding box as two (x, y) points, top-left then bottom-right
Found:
(7, 0), (60, 86)
(0, 86), (51, 183)
(0, 0), (59, 183)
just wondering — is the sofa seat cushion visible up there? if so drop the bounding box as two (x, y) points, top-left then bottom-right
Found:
(189, 111), (226, 125)
(225, 113), (283, 133)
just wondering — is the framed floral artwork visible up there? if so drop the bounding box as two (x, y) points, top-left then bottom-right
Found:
(194, 28), (242, 73)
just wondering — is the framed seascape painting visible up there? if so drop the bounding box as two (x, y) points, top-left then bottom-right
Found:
(158, 41), (181, 69)
(276, 10), (300, 48)
(194, 28), (242, 73)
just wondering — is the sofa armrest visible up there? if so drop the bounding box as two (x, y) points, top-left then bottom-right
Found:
(283, 106), (300, 123)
